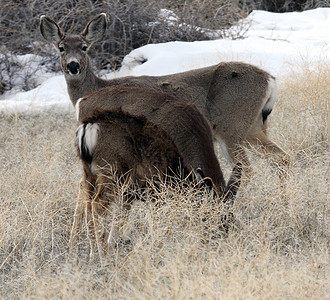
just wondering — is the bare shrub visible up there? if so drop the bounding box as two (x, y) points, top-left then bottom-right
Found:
(158, 0), (249, 40)
(0, 48), (53, 93)
(164, 0), (247, 29)
(238, 0), (330, 12)
(277, 59), (329, 148)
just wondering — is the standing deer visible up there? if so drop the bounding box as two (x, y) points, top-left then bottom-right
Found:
(40, 13), (289, 176)
(72, 86), (242, 257)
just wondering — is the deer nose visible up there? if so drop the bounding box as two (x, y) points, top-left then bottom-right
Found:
(67, 61), (80, 74)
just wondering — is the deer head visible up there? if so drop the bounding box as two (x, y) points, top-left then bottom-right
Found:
(40, 13), (107, 78)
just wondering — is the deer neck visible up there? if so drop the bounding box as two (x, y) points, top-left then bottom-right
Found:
(65, 59), (108, 106)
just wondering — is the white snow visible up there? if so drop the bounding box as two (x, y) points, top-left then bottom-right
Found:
(1, 75), (72, 114)
(1, 8), (329, 114)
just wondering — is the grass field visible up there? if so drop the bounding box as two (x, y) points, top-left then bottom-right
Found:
(0, 62), (328, 299)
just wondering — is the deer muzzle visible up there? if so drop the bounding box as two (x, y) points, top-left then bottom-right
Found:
(67, 61), (80, 75)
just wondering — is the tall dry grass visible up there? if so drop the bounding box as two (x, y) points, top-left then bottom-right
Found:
(0, 62), (328, 299)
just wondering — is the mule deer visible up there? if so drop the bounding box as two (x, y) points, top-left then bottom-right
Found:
(72, 86), (242, 256)
(40, 13), (289, 175)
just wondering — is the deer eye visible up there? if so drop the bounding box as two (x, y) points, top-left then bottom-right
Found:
(82, 46), (88, 52)
(59, 46), (65, 52)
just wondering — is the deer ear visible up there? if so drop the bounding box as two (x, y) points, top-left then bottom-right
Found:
(81, 13), (107, 45)
(40, 15), (64, 44)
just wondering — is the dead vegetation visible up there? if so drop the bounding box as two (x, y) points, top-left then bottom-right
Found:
(0, 63), (329, 298)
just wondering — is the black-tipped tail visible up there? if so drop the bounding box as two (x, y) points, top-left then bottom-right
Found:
(262, 108), (272, 123)
(76, 122), (99, 164)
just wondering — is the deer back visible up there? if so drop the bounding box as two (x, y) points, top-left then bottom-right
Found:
(81, 62), (272, 139)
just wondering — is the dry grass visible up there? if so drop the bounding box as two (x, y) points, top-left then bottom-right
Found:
(0, 62), (329, 299)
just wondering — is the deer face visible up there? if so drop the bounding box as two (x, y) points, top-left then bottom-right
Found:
(40, 14), (107, 78)
(57, 35), (89, 77)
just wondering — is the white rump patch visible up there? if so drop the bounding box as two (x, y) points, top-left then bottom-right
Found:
(84, 123), (99, 155)
(76, 122), (99, 159)
(263, 76), (278, 112)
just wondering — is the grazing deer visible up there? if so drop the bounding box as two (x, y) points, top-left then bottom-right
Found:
(40, 13), (289, 176)
(72, 86), (242, 257)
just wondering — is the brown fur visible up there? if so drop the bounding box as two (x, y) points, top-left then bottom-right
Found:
(77, 86), (227, 195)
(80, 109), (188, 187)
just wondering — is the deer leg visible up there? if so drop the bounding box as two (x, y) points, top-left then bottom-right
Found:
(88, 176), (110, 262)
(76, 177), (98, 261)
(68, 176), (89, 255)
(223, 163), (243, 206)
(104, 201), (132, 253)
(102, 176), (133, 253)
(90, 176), (123, 261)
(90, 178), (132, 263)
(247, 130), (290, 166)
(91, 198), (107, 263)
(221, 139), (254, 180)
(85, 197), (95, 259)
(247, 130), (290, 179)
